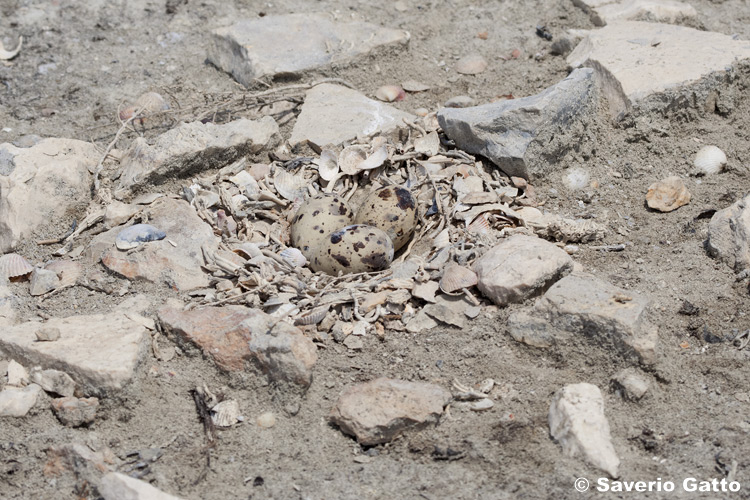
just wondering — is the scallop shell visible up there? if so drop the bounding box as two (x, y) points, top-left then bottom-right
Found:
(279, 247), (307, 268)
(432, 228), (450, 249)
(115, 224), (167, 250)
(338, 145), (367, 175)
(316, 149), (339, 181)
(694, 145), (727, 175)
(358, 145), (389, 171)
(211, 400), (240, 428)
(294, 305), (330, 326)
(375, 85), (405, 102)
(134, 91), (170, 114)
(0, 253), (34, 280)
(44, 260), (82, 288)
(467, 213), (491, 234)
(274, 169), (308, 202)
(439, 262), (478, 293)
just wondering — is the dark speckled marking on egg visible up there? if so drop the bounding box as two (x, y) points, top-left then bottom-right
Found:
(354, 186), (417, 251)
(291, 193), (355, 260)
(310, 224), (394, 275)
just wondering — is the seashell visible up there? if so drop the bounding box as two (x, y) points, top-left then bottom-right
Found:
(279, 247), (307, 268)
(358, 145), (389, 171)
(232, 242), (263, 259)
(455, 54), (488, 75)
(115, 224), (167, 250)
(338, 145), (367, 175)
(439, 262), (478, 293)
(294, 305), (330, 326)
(387, 289), (412, 305)
(228, 170), (258, 189)
(134, 91), (170, 114)
(211, 400), (240, 427)
(433, 228), (450, 249)
(273, 169), (308, 202)
(316, 149), (339, 181)
(0, 253), (34, 280)
(0, 36), (23, 61)
(478, 378), (495, 394)
(414, 131), (440, 157)
(352, 320), (371, 336)
(268, 302), (299, 319)
(563, 167), (590, 191)
(257, 411), (276, 428)
(249, 163), (271, 180)
(467, 213), (491, 234)
(694, 145), (727, 175)
(44, 260), (82, 288)
(469, 398), (494, 411)
(375, 85), (406, 102)
(401, 80), (430, 92)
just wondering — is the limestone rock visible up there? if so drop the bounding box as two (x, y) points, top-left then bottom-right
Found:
(115, 117), (280, 199)
(549, 383), (620, 477)
(508, 273), (658, 364)
(567, 22), (750, 117)
(29, 267), (60, 296)
(472, 234), (573, 306)
(51, 396), (99, 426)
(31, 367), (76, 397)
(645, 176), (690, 212)
(330, 377), (451, 445)
(158, 305), (317, 387)
(6, 359), (28, 386)
(0, 285), (17, 326)
(100, 472), (184, 500)
(104, 200), (140, 228)
(0, 313), (149, 394)
(208, 13), (409, 86)
(423, 294), (469, 329)
(437, 68), (596, 179)
(0, 138), (98, 253)
(0, 384), (41, 417)
(611, 368), (649, 401)
(573, 0), (697, 27)
(706, 194), (750, 272)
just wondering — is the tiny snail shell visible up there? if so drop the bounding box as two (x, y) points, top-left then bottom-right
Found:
(694, 145), (727, 175)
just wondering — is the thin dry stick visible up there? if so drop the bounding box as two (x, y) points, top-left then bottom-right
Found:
(92, 108), (144, 193)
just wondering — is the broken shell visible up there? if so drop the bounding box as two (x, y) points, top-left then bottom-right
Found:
(0, 253), (34, 280)
(279, 247), (307, 268)
(375, 85), (405, 102)
(455, 54), (488, 75)
(401, 80), (430, 92)
(338, 145), (367, 175)
(414, 132), (440, 157)
(211, 400), (240, 427)
(439, 262), (478, 293)
(232, 242), (263, 260)
(316, 149), (339, 181)
(354, 186), (418, 251)
(478, 378), (495, 394)
(0, 36), (23, 61)
(470, 398), (494, 411)
(274, 169), (308, 202)
(694, 145), (727, 175)
(294, 305), (329, 326)
(467, 213), (491, 234)
(433, 228), (450, 250)
(358, 145), (389, 171)
(134, 91), (169, 113)
(115, 224), (167, 250)
(44, 260), (82, 288)
(291, 193), (356, 260)
(310, 225), (394, 275)
(257, 412), (276, 428)
(646, 176), (691, 212)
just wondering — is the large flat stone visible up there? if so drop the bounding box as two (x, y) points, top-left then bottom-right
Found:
(706, 194), (750, 272)
(508, 273), (658, 364)
(115, 117), (279, 199)
(567, 21), (750, 116)
(573, 0), (696, 27)
(0, 138), (97, 252)
(208, 14), (409, 86)
(290, 84), (415, 149)
(437, 69), (596, 179)
(0, 313), (148, 394)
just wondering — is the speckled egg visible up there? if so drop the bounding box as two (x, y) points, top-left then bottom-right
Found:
(354, 186), (417, 251)
(291, 193), (355, 260)
(310, 225), (394, 275)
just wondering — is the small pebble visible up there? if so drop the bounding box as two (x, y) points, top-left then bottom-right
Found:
(444, 96), (475, 108)
(455, 54), (488, 75)
(35, 327), (61, 342)
(257, 412), (276, 428)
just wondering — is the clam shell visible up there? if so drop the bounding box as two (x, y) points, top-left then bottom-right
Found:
(467, 213), (491, 234)
(316, 149), (339, 181)
(338, 145), (367, 175)
(0, 253), (34, 280)
(455, 54), (488, 75)
(439, 262), (478, 293)
(0, 36), (23, 61)
(115, 224), (167, 250)
(273, 169), (307, 202)
(232, 242), (263, 259)
(414, 132), (440, 157)
(134, 91), (170, 114)
(401, 80), (430, 92)
(44, 260), (82, 288)
(433, 228), (450, 250)
(375, 85), (405, 102)
(358, 145), (389, 171)
(294, 305), (329, 326)
(279, 247), (307, 268)
(211, 400), (240, 427)
(694, 145), (727, 175)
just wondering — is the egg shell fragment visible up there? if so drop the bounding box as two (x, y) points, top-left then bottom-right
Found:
(310, 225), (394, 275)
(354, 186), (418, 251)
(291, 193), (355, 260)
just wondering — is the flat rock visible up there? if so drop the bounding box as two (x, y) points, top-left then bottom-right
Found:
(645, 176), (690, 212)
(115, 117), (280, 199)
(100, 472), (184, 500)
(31, 367), (76, 397)
(0, 313), (149, 394)
(423, 294), (469, 329)
(567, 22), (750, 117)
(51, 396), (99, 426)
(330, 377), (451, 445)
(472, 234), (573, 306)
(707, 194), (750, 272)
(289, 84), (415, 149)
(208, 13), (409, 86)
(0, 138), (98, 253)
(0, 384), (41, 417)
(29, 267), (60, 296)
(92, 198), (218, 291)
(437, 68), (596, 179)
(508, 273), (658, 364)
(549, 383), (620, 477)
(158, 305), (317, 387)
(573, 0), (696, 27)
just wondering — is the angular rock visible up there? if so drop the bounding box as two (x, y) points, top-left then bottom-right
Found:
(115, 117), (280, 199)
(508, 273), (658, 364)
(0, 384), (42, 417)
(0, 313), (149, 394)
(92, 198), (218, 291)
(423, 294), (469, 329)
(289, 84), (415, 149)
(29, 267), (60, 296)
(437, 68), (596, 179)
(104, 200), (140, 228)
(31, 367), (76, 397)
(549, 383), (620, 477)
(405, 310), (439, 333)
(6, 359), (28, 386)
(51, 396), (99, 426)
(645, 176), (690, 212)
(611, 368), (649, 401)
(208, 14), (409, 86)
(472, 234), (573, 306)
(330, 377), (451, 445)
(45, 443), (116, 480)
(706, 194), (750, 272)
(100, 472), (184, 500)
(0, 138), (98, 252)
(568, 22), (750, 117)
(573, 0), (696, 27)
(158, 305), (317, 387)
(35, 326), (61, 342)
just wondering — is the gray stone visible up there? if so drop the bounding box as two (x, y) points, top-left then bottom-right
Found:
(115, 117), (280, 199)
(423, 294), (469, 329)
(51, 396), (99, 426)
(437, 69), (596, 179)
(472, 234), (573, 306)
(0, 313), (149, 394)
(706, 194), (750, 272)
(208, 13), (409, 86)
(100, 472), (184, 500)
(30, 367), (76, 397)
(0, 384), (42, 417)
(104, 200), (140, 228)
(573, 0), (696, 27)
(549, 383), (620, 478)
(330, 377), (451, 445)
(567, 22), (750, 117)
(29, 267), (60, 296)
(611, 368), (649, 401)
(508, 273), (658, 364)
(289, 84), (415, 149)
(0, 138), (97, 253)
(405, 310), (439, 333)
(6, 359), (28, 386)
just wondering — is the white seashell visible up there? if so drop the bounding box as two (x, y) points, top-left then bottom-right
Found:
(257, 411), (276, 428)
(232, 242), (263, 259)
(134, 92), (170, 114)
(352, 320), (371, 336)
(387, 289), (412, 305)
(0, 36), (22, 60)
(375, 85), (405, 102)
(0, 253), (34, 280)
(694, 145), (727, 175)
(338, 145), (367, 175)
(316, 149), (339, 181)
(401, 80), (430, 92)
(414, 131), (440, 157)
(455, 54), (488, 75)
(279, 247), (307, 268)
(357, 145), (389, 171)
(478, 378), (494, 394)
(211, 400), (240, 427)
(563, 167), (590, 191)
(439, 262), (478, 293)
(294, 305), (329, 326)
(432, 228), (450, 249)
(469, 398), (494, 411)
(228, 170), (258, 190)
(467, 213), (491, 234)
(274, 169), (308, 201)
